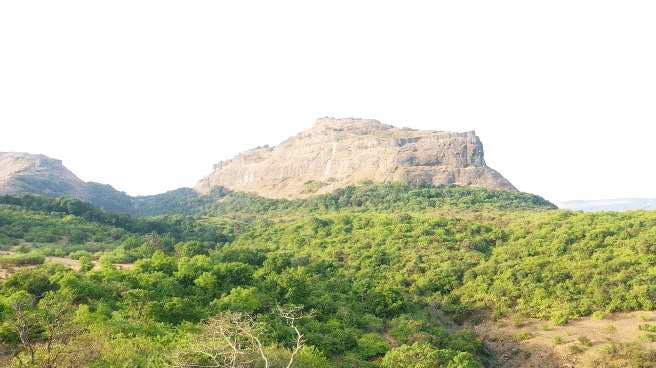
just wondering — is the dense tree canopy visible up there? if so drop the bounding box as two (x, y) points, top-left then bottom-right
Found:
(0, 187), (655, 367)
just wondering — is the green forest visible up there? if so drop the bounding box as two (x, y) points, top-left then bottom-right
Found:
(0, 185), (655, 367)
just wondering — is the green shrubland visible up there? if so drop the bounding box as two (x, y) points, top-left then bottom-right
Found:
(0, 186), (655, 367)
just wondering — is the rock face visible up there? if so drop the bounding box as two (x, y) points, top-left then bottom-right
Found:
(195, 118), (517, 198)
(0, 152), (90, 199)
(0, 152), (134, 213)
(1, 118), (519, 211)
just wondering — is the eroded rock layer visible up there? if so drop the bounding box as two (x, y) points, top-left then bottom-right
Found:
(195, 118), (517, 198)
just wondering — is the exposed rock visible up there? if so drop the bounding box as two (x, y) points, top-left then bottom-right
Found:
(0, 117), (520, 212)
(195, 117), (517, 198)
(0, 152), (133, 213)
(0, 152), (89, 199)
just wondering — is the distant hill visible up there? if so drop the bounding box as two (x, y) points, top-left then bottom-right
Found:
(0, 152), (135, 213)
(2, 118), (551, 215)
(557, 198), (656, 212)
(196, 117), (517, 198)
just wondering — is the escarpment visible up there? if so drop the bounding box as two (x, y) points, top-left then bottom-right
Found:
(195, 118), (516, 199)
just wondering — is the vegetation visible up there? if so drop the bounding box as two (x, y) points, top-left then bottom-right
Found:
(197, 184), (556, 217)
(0, 195), (231, 243)
(96, 184), (556, 217)
(0, 185), (655, 367)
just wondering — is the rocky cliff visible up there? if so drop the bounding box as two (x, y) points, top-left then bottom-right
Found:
(0, 152), (90, 199)
(195, 118), (517, 198)
(0, 152), (134, 213)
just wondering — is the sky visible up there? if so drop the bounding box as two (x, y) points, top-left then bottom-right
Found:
(1, 1), (655, 202)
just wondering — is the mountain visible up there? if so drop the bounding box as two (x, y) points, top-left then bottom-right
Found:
(2, 118), (530, 214)
(195, 117), (516, 198)
(0, 152), (206, 215)
(0, 152), (134, 213)
(557, 198), (656, 212)
(0, 152), (88, 198)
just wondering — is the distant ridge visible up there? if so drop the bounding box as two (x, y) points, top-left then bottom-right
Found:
(557, 198), (656, 212)
(1, 118), (540, 215)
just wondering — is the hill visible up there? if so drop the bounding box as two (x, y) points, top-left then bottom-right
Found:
(2, 118), (523, 215)
(196, 118), (517, 198)
(0, 152), (135, 213)
(0, 150), (552, 217)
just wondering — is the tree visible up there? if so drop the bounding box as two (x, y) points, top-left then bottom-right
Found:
(215, 287), (262, 313)
(7, 290), (98, 368)
(380, 343), (477, 368)
(175, 241), (210, 257)
(171, 306), (311, 368)
(78, 255), (94, 273)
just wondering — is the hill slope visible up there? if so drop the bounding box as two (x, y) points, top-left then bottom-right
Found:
(2, 118), (533, 215)
(195, 117), (517, 198)
(0, 152), (135, 213)
(0, 152), (89, 200)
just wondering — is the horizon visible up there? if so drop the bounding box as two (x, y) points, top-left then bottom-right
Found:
(2, 1), (655, 202)
(4, 123), (655, 204)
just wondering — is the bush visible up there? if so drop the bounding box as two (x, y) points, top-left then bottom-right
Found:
(0, 252), (45, 266)
(355, 333), (390, 359)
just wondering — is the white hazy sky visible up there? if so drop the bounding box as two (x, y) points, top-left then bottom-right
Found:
(1, 1), (655, 202)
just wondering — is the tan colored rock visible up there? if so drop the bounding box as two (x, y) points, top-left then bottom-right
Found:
(0, 152), (134, 213)
(195, 117), (517, 198)
(0, 152), (89, 199)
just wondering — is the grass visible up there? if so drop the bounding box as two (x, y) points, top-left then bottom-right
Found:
(569, 345), (586, 354)
(577, 336), (593, 347)
(601, 342), (618, 356)
(638, 324), (656, 333)
(592, 311), (609, 320)
(640, 334), (656, 343)
(514, 331), (534, 342)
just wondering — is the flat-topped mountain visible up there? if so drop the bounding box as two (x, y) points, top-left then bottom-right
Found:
(1, 118), (530, 214)
(195, 118), (517, 198)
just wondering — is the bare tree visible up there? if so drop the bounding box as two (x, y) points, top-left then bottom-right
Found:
(171, 313), (260, 368)
(171, 305), (312, 368)
(276, 305), (311, 368)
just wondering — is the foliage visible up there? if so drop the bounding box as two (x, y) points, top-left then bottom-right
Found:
(0, 195), (230, 243)
(0, 252), (45, 267)
(2, 187), (656, 367)
(73, 184), (555, 217)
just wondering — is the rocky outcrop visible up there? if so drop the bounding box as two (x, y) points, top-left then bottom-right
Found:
(195, 118), (517, 198)
(0, 152), (134, 213)
(0, 118), (519, 212)
(0, 152), (90, 199)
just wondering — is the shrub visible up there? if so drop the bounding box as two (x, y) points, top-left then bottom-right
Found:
(356, 333), (390, 359)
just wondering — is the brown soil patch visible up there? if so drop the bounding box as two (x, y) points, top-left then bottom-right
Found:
(475, 312), (656, 367)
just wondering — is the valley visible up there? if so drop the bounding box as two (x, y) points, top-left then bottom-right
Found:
(1, 120), (654, 367)
(0, 186), (655, 367)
